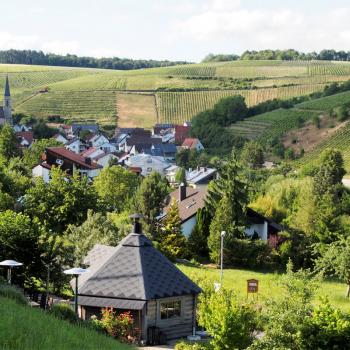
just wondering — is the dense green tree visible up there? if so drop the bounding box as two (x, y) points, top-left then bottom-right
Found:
(133, 171), (169, 236)
(0, 124), (19, 160)
(0, 156), (31, 200)
(190, 102), (246, 154)
(0, 49), (188, 70)
(312, 114), (321, 128)
(316, 235), (350, 297)
(284, 148), (295, 160)
(188, 207), (211, 259)
(65, 210), (122, 264)
(212, 95), (248, 127)
(24, 167), (97, 233)
(207, 149), (248, 262)
(336, 105), (349, 121)
(38, 231), (74, 293)
(175, 149), (190, 168)
(0, 210), (42, 283)
(22, 138), (62, 169)
(175, 167), (187, 186)
(158, 200), (187, 261)
(313, 148), (345, 198)
(32, 120), (57, 139)
(93, 165), (139, 212)
(240, 141), (264, 169)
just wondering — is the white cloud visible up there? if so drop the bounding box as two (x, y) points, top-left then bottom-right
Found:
(174, 1), (350, 52)
(89, 48), (122, 58)
(41, 40), (80, 55)
(0, 32), (39, 50)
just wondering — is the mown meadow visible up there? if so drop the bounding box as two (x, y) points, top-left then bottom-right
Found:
(178, 264), (350, 312)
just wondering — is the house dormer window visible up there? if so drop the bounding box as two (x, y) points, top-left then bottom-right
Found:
(160, 300), (181, 319)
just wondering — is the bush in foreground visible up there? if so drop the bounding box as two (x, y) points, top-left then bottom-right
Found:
(49, 303), (77, 323)
(0, 281), (27, 305)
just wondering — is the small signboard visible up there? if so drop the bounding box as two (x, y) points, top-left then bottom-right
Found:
(247, 279), (259, 298)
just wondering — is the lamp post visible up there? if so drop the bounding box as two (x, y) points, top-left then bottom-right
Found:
(220, 231), (226, 286)
(63, 267), (88, 316)
(0, 260), (23, 284)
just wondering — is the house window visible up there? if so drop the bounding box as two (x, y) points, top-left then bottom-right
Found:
(160, 300), (181, 320)
(147, 167), (152, 172)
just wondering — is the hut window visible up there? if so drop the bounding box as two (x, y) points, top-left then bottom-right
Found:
(160, 300), (181, 319)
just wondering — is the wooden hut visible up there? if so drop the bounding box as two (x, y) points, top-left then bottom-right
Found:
(76, 216), (201, 344)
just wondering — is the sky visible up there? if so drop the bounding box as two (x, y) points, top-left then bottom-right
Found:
(1, 0), (349, 62)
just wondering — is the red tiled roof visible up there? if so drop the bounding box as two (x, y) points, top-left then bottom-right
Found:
(81, 147), (99, 157)
(182, 138), (199, 148)
(175, 125), (190, 144)
(16, 131), (34, 144)
(46, 147), (102, 170)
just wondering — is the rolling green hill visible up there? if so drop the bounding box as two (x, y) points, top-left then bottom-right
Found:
(1, 60), (348, 128)
(230, 108), (319, 142)
(230, 89), (350, 139)
(296, 122), (350, 171)
(0, 296), (130, 350)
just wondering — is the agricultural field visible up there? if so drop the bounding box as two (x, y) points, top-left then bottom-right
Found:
(156, 84), (325, 124)
(230, 108), (318, 142)
(296, 121), (350, 172)
(0, 60), (347, 127)
(16, 90), (117, 125)
(296, 90), (350, 111)
(116, 93), (157, 128)
(178, 264), (350, 312)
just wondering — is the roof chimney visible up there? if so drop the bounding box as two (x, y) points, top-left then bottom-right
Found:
(130, 213), (143, 234)
(179, 183), (186, 201)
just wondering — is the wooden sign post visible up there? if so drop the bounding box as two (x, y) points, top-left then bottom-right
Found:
(247, 279), (259, 299)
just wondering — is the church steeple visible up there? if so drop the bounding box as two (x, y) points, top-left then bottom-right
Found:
(4, 75), (10, 97)
(3, 75), (12, 125)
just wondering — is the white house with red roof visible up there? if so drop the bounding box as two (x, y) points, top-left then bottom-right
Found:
(16, 131), (34, 148)
(181, 138), (204, 152)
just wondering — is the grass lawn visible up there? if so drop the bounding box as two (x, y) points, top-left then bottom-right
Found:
(0, 297), (130, 350)
(178, 265), (350, 312)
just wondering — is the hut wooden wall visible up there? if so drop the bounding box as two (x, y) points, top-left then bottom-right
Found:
(146, 294), (195, 340)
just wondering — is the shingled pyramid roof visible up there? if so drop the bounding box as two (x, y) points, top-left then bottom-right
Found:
(77, 230), (201, 310)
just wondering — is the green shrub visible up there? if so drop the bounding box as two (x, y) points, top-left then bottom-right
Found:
(93, 308), (135, 342)
(49, 303), (77, 323)
(0, 283), (28, 305)
(175, 340), (210, 350)
(302, 298), (350, 349)
(198, 288), (257, 350)
(225, 239), (277, 270)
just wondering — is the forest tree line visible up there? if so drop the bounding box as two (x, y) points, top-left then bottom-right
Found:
(0, 49), (189, 70)
(202, 49), (350, 62)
